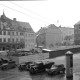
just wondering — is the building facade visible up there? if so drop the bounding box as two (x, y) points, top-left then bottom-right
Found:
(0, 12), (36, 51)
(24, 30), (36, 51)
(36, 24), (63, 49)
(74, 21), (80, 45)
(59, 26), (74, 45)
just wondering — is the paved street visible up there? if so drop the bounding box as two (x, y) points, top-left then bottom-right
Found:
(0, 53), (80, 80)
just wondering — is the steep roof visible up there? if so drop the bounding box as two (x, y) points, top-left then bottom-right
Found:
(74, 20), (80, 26)
(36, 24), (61, 36)
(17, 21), (34, 33)
(0, 12), (34, 33)
(36, 27), (47, 35)
(48, 24), (58, 29)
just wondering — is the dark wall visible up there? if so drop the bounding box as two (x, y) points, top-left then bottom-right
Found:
(49, 47), (80, 58)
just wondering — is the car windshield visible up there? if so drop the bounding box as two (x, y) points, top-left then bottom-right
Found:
(2, 63), (8, 65)
(30, 63), (34, 66)
(21, 63), (25, 65)
(51, 65), (57, 69)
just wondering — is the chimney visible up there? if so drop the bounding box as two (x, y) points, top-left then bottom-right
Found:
(13, 18), (16, 21)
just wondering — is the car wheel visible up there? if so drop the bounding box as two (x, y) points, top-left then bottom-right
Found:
(30, 68), (35, 74)
(47, 71), (53, 75)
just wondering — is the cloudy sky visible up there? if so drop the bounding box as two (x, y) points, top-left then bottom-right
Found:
(0, 0), (80, 32)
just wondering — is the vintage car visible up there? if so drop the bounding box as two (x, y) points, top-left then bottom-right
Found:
(44, 61), (55, 69)
(46, 64), (65, 75)
(29, 60), (55, 74)
(29, 61), (45, 74)
(0, 58), (8, 65)
(0, 61), (17, 70)
(18, 61), (33, 71)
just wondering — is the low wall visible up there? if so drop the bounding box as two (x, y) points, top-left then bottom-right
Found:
(9, 53), (49, 64)
(49, 47), (80, 58)
(19, 53), (49, 64)
(8, 46), (80, 64)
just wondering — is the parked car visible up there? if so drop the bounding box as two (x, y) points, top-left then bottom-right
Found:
(0, 58), (8, 64)
(0, 58), (9, 68)
(44, 61), (55, 69)
(46, 64), (65, 75)
(29, 60), (55, 74)
(0, 61), (17, 70)
(29, 61), (45, 74)
(26, 62), (35, 71)
(18, 61), (33, 71)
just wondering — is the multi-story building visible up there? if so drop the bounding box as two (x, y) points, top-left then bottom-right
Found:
(74, 20), (80, 45)
(36, 24), (74, 48)
(0, 12), (36, 51)
(36, 24), (63, 49)
(24, 24), (36, 51)
(59, 26), (74, 45)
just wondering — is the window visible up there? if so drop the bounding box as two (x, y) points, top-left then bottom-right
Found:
(3, 38), (6, 42)
(3, 31), (6, 35)
(20, 32), (21, 35)
(0, 31), (2, 35)
(8, 31), (10, 35)
(26, 39), (27, 42)
(18, 32), (20, 36)
(12, 38), (14, 42)
(16, 38), (18, 42)
(20, 38), (24, 42)
(22, 32), (23, 35)
(8, 38), (10, 42)
(16, 32), (18, 35)
(20, 32), (23, 35)
(23, 28), (26, 31)
(12, 32), (14, 35)
(0, 38), (2, 42)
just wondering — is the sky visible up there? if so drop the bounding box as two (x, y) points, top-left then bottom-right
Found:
(0, 0), (80, 32)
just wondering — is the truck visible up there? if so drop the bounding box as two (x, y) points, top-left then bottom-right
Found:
(29, 60), (55, 74)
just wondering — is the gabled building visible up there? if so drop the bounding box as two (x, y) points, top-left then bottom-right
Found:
(36, 24), (63, 49)
(0, 12), (36, 51)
